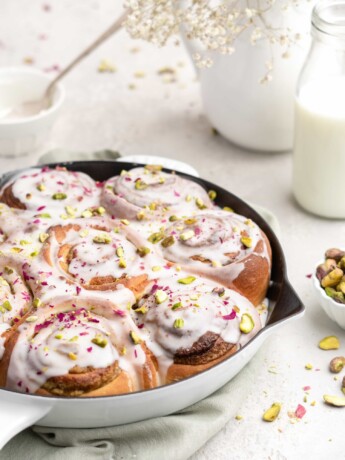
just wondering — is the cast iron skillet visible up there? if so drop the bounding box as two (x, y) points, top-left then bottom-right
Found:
(0, 161), (304, 447)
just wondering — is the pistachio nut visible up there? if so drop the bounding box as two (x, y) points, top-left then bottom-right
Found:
(324, 287), (345, 303)
(262, 403), (281, 422)
(329, 356), (345, 373)
(321, 268), (344, 288)
(318, 335), (340, 350)
(323, 394), (345, 407)
(239, 313), (255, 334)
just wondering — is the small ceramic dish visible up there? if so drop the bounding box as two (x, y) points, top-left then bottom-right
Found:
(313, 263), (345, 329)
(0, 67), (65, 156)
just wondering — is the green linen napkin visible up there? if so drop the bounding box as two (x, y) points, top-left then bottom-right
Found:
(0, 151), (280, 460)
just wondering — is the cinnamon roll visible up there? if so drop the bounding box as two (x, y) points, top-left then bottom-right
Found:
(39, 219), (151, 296)
(101, 166), (212, 220)
(0, 166), (100, 216)
(132, 273), (262, 383)
(156, 210), (271, 305)
(0, 300), (158, 396)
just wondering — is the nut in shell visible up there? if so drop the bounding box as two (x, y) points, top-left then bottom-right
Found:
(325, 248), (345, 262)
(321, 268), (344, 288)
(329, 357), (345, 373)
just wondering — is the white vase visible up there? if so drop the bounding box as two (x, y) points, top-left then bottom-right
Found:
(184, 2), (315, 152)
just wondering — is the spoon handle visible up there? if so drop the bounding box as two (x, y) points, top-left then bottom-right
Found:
(46, 9), (129, 98)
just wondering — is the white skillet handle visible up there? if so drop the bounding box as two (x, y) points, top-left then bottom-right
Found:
(0, 390), (52, 450)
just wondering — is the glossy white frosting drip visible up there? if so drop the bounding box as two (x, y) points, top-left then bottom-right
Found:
(134, 273), (261, 380)
(6, 167), (100, 214)
(102, 167), (212, 219)
(7, 300), (148, 394)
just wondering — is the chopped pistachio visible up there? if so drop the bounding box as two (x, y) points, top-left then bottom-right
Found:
(55, 334), (63, 340)
(11, 247), (22, 253)
(195, 197), (206, 209)
(239, 314), (255, 333)
(96, 206), (106, 215)
(169, 215), (179, 222)
(155, 290), (168, 304)
(305, 363), (313, 370)
(116, 247), (124, 258)
(137, 210), (146, 221)
(161, 236), (175, 248)
(212, 260), (222, 267)
(129, 330), (142, 345)
(144, 164), (162, 172)
(39, 232), (49, 243)
(148, 232), (164, 244)
(137, 246), (150, 257)
(69, 336), (79, 342)
(121, 219), (130, 226)
(135, 179), (148, 190)
(149, 202), (157, 211)
(91, 336), (108, 348)
(79, 229), (89, 238)
(2, 300), (12, 311)
(189, 294), (199, 301)
(152, 266), (161, 272)
(223, 206), (234, 212)
(93, 234), (112, 244)
(120, 346), (127, 356)
(172, 302), (182, 310)
(180, 230), (195, 241)
(37, 183), (46, 192)
(235, 415), (243, 421)
(323, 394), (345, 407)
(208, 190), (217, 200)
(135, 305), (148, 314)
(185, 195), (192, 202)
(20, 240), (31, 245)
(178, 276), (196, 285)
(33, 298), (42, 308)
(38, 213), (51, 219)
(262, 403), (281, 422)
(319, 335), (340, 350)
(65, 205), (76, 217)
(68, 352), (78, 361)
(241, 236), (252, 248)
(4, 267), (13, 275)
(184, 218), (197, 225)
(81, 210), (93, 218)
(26, 315), (38, 323)
(52, 193), (67, 200)
(173, 318), (184, 329)
(118, 258), (127, 268)
(30, 250), (39, 257)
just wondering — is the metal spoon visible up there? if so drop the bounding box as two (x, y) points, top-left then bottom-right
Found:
(5, 10), (128, 119)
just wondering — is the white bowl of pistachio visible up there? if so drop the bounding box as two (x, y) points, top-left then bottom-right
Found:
(314, 248), (345, 329)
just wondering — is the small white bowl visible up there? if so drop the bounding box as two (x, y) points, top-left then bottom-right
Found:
(0, 67), (65, 156)
(313, 262), (345, 329)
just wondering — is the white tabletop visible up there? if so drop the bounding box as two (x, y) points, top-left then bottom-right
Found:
(1, 1), (345, 459)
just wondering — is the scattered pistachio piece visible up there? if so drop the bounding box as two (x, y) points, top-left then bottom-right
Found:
(135, 305), (148, 314)
(149, 202), (157, 211)
(91, 336), (108, 348)
(148, 232), (164, 244)
(55, 334), (63, 340)
(2, 300), (12, 311)
(137, 211), (146, 221)
(37, 213), (51, 219)
(93, 234), (112, 244)
(68, 352), (78, 361)
(208, 190), (217, 200)
(137, 246), (150, 257)
(65, 205), (76, 217)
(26, 315), (38, 323)
(161, 236), (175, 248)
(319, 335), (340, 350)
(323, 394), (345, 407)
(144, 164), (162, 172)
(223, 206), (234, 212)
(116, 247), (124, 258)
(52, 193), (67, 200)
(262, 403), (281, 422)
(37, 183), (46, 192)
(120, 346), (127, 356)
(121, 219), (130, 226)
(239, 313), (255, 333)
(118, 258), (127, 269)
(241, 236), (252, 248)
(97, 206), (106, 215)
(135, 179), (148, 190)
(178, 276), (196, 285)
(185, 195), (192, 202)
(305, 363), (313, 370)
(129, 331), (142, 345)
(172, 302), (182, 310)
(33, 298), (42, 308)
(39, 232), (49, 243)
(169, 215), (179, 222)
(180, 230), (195, 241)
(81, 210), (93, 218)
(155, 290), (168, 304)
(173, 318), (184, 329)
(152, 266), (161, 272)
(195, 197), (206, 209)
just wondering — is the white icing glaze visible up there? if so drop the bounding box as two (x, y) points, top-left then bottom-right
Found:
(134, 272), (261, 380)
(101, 167), (212, 220)
(4, 167), (100, 215)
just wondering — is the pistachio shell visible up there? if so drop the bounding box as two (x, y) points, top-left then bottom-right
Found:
(329, 357), (345, 373)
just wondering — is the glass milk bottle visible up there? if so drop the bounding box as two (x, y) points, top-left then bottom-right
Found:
(293, 0), (345, 218)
